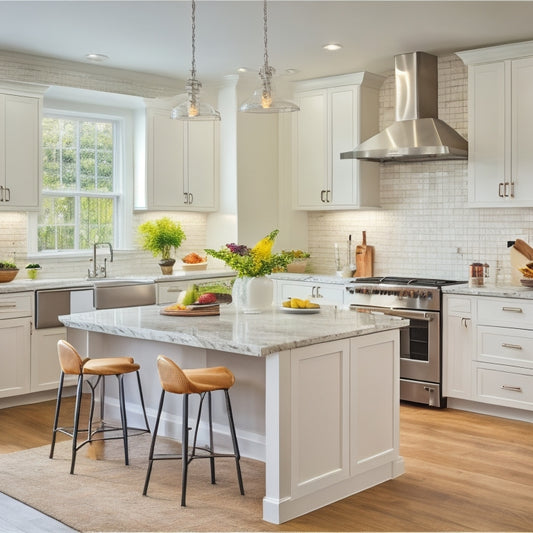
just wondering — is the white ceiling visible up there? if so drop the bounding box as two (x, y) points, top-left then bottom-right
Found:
(2, 1), (533, 84)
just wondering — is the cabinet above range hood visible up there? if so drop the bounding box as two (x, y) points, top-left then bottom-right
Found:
(341, 52), (468, 163)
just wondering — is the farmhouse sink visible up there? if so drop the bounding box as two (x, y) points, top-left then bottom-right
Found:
(92, 278), (156, 309)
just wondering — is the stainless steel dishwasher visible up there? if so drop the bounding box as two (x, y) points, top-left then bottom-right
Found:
(35, 287), (94, 329)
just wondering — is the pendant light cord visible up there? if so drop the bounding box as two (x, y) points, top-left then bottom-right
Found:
(190, 0), (197, 80)
(263, 0), (269, 72)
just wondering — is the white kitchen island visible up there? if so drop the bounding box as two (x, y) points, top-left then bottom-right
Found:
(60, 304), (406, 524)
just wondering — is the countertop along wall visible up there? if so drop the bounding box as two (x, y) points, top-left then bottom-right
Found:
(307, 54), (533, 283)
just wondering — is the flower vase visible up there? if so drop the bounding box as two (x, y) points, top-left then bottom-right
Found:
(232, 276), (273, 314)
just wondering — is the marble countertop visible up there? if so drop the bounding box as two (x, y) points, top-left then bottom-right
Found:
(442, 283), (533, 299)
(270, 273), (353, 285)
(60, 304), (408, 357)
(0, 269), (235, 294)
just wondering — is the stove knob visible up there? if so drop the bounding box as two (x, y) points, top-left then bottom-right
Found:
(409, 290), (415, 298)
(419, 290), (427, 299)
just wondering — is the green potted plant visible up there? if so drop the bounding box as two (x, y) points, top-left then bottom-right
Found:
(138, 217), (186, 275)
(0, 260), (19, 283)
(25, 263), (42, 280)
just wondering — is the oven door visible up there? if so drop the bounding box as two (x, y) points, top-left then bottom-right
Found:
(351, 305), (440, 382)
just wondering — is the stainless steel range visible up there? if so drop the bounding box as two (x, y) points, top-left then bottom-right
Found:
(345, 276), (465, 407)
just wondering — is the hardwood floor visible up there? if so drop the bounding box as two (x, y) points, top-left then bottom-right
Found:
(0, 399), (532, 532)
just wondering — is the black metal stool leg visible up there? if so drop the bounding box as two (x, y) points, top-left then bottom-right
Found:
(143, 389), (165, 496)
(136, 370), (151, 432)
(181, 394), (189, 507)
(70, 374), (84, 475)
(208, 391), (216, 484)
(50, 371), (65, 459)
(117, 374), (130, 465)
(224, 389), (244, 495)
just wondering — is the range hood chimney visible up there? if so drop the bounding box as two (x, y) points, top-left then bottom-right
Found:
(341, 52), (468, 163)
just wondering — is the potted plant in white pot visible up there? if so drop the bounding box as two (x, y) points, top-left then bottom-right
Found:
(138, 217), (186, 275)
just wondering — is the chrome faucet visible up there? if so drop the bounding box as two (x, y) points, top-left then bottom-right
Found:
(88, 242), (114, 278)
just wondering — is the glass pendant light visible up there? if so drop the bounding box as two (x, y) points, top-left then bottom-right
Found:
(171, 0), (220, 121)
(239, 0), (299, 114)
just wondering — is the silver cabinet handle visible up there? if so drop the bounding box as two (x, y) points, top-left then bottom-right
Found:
(315, 286), (322, 298)
(0, 302), (17, 308)
(320, 190), (326, 203)
(189, 193), (193, 204)
(509, 181), (515, 198)
(461, 317), (470, 328)
(0, 185), (4, 202)
(502, 306), (523, 313)
(183, 192), (189, 204)
(326, 190), (331, 203)
(166, 287), (183, 293)
(501, 343), (523, 350)
(501, 385), (523, 393)
(498, 182), (504, 197)
(5, 187), (10, 202)
(504, 182), (510, 197)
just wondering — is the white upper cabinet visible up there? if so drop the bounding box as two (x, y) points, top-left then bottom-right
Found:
(458, 41), (533, 206)
(292, 72), (384, 210)
(145, 103), (219, 211)
(0, 87), (43, 211)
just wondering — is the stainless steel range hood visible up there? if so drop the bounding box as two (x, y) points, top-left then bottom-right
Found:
(341, 52), (468, 163)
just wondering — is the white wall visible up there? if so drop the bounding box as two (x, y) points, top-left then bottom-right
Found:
(306, 54), (533, 284)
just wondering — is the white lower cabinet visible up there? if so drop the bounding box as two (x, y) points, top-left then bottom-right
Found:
(30, 327), (74, 392)
(0, 292), (32, 398)
(444, 293), (533, 411)
(287, 330), (400, 499)
(443, 295), (474, 399)
(0, 317), (31, 398)
(273, 279), (346, 306)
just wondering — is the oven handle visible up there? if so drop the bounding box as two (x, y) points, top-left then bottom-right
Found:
(352, 305), (435, 321)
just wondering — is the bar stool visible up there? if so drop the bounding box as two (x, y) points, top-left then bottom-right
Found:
(50, 340), (150, 474)
(143, 355), (244, 506)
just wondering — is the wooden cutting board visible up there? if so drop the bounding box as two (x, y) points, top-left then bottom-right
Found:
(160, 304), (220, 317)
(354, 231), (374, 278)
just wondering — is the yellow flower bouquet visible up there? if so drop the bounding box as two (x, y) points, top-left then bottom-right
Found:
(205, 230), (292, 277)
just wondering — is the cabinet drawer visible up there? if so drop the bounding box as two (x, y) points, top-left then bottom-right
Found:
(478, 326), (533, 369)
(476, 298), (533, 328)
(475, 364), (533, 410)
(444, 295), (472, 315)
(0, 293), (32, 319)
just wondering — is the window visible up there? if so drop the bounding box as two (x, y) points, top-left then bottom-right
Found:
(38, 114), (120, 252)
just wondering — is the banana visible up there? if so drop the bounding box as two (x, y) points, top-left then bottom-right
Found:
(284, 298), (320, 309)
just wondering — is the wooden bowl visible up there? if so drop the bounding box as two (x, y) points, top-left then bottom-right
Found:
(0, 269), (19, 283)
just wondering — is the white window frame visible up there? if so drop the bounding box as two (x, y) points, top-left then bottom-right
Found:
(28, 103), (134, 258)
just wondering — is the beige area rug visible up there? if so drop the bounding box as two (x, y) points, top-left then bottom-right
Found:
(0, 435), (278, 532)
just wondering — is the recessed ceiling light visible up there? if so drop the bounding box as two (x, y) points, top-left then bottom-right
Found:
(85, 53), (109, 63)
(285, 68), (298, 75)
(237, 67), (251, 73)
(323, 43), (343, 51)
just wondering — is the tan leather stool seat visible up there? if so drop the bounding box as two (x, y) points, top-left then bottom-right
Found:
(83, 357), (140, 376)
(143, 355), (244, 506)
(158, 356), (235, 394)
(50, 340), (150, 474)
